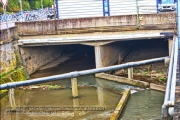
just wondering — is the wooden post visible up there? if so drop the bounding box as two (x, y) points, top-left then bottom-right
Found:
(128, 67), (133, 79)
(71, 78), (78, 97)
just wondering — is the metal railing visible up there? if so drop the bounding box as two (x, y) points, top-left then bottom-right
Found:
(0, 57), (167, 90)
(162, 36), (178, 119)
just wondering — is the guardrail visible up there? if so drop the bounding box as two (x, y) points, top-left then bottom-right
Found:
(162, 36), (178, 119)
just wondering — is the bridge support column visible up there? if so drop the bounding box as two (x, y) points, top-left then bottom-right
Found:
(95, 45), (103, 68)
(9, 88), (16, 110)
(128, 67), (133, 79)
(168, 39), (173, 56)
(71, 78), (78, 97)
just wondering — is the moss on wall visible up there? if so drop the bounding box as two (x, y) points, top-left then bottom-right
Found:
(0, 68), (27, 97)
(14, 50), (23, 67)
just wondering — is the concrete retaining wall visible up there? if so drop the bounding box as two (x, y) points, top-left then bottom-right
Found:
(101, 42), (131, 67)
(16, 12), (175, 35)
(20, 46), (63, 74)
(0, 27), (18, 44)
(0, 42), (17, 75)
(150, 83), (166, 92)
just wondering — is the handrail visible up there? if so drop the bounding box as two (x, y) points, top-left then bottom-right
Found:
(162, 36), (177, 119)
(168, 37), (178, 116)
(0, 57), (167, 90)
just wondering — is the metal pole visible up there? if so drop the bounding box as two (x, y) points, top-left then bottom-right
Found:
(177, 0), (180, 84)
(0, 57), (167, 90)
(162, 37), (175, 119)
(136, 0), (139, 28)
(168, 37), (178, 117)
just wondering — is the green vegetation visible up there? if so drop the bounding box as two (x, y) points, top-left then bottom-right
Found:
(0, 0), (53, 13)
(158, 77), (166, 82)
(0, 68), (27, 84)
(134, 69), (140, 73)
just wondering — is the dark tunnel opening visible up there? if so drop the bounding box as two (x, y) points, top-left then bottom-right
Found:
(30, 38), (169, 78)
(30, 44), (95, 78)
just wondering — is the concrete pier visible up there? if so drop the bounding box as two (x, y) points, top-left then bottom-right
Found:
(9, 88), (16, 110)
(95, 45), (103, 68)
(128, 67), (133, 79)
(71, 78), (78, 97)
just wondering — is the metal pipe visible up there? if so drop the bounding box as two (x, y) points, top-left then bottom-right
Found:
(177, 0), (180, 84)
(162, 37), (175, 119)
(168, 37), (178, 117)
(0, 57), (167, 90)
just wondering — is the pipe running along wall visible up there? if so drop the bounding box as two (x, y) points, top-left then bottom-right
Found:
(0, 57), (167, 90)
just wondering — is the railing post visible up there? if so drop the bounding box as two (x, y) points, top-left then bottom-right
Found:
(71, 77), (78, 97)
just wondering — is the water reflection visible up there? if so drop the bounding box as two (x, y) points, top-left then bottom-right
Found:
(1, 76), (165, 120)
(1, 76), (123, 120)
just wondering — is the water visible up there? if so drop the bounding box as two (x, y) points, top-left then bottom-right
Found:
(1, 76), (123, 120)
(0, 76), (164, 120)
(120, 90), (165, 119)
(0, 51), (165, 119)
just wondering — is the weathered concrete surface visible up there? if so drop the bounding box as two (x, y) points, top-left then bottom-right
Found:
(18, 30), (172, 47)
(174, 63), (180, 120)
(20, 46), (63, 74)
(16, 12), (175, 36)
(150, 83), (166, 92)
(0, 27), (18, 44)
(110, 89), (130, 120)
(100, 42), (131, 67)
(0, 42), (18, 75)
(96, 73), (149, 88)
(95, 42), (130, 68)
(71, 78), (78, 97)
(174, 86), (180, 120)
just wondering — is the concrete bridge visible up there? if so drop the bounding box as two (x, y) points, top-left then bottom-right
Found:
(0, 12), (180, 119)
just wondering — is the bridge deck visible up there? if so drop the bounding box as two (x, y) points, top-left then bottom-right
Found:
(18, 30), (173, 46)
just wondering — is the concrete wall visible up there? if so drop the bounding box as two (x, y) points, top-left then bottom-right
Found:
(0, 42), (17, 75)
(98, 42), (131, 67)
(16, 12), (175, 35)
(0, 27), (18, 44)
(20, 46), (63, 74)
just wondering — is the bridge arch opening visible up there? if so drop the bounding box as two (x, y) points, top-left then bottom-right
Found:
(29, 44), (95, 78)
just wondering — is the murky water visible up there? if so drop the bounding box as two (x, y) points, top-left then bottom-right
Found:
(1, 76), (164, 120)
(1, 76), (123, 120)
